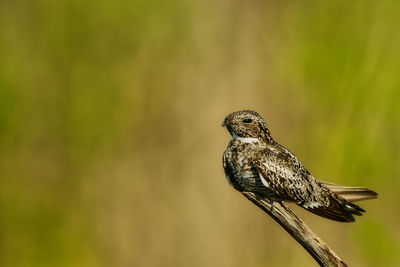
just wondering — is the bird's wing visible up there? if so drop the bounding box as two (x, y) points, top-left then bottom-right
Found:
(252, 144), (315, 203)
(321, 181), (378, 202)
(252, 144), (365, 222)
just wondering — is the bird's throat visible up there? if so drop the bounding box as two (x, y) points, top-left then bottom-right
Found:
(232, 133), (260, 144)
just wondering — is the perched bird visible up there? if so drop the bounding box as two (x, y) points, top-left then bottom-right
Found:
(222, 110), (378, 222)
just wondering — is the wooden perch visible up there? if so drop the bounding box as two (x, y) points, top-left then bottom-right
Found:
(242, 192), (347, 267)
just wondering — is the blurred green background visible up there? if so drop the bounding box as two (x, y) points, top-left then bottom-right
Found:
(1, 0), (399, 266)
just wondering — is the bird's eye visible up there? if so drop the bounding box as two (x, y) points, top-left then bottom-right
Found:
(243, 118), (252, 123)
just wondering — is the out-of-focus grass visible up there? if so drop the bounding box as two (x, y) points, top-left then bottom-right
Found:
(0, 0), (399, 266)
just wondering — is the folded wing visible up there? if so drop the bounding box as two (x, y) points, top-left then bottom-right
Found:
(252, 145), (375, 222)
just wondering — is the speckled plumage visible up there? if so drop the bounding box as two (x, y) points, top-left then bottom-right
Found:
(222, 110), (378, 222)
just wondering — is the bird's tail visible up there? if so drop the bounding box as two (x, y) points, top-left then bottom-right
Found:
(300, 181), (378, 222)
(303, 198), (366, 222)
(321, 182), (378, 203)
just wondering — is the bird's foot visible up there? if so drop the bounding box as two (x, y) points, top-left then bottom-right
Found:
(268, 199), (275, 212)
(268, 199), (284, 212)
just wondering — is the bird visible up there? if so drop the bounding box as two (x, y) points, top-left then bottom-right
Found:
(222, 110), (378, 222)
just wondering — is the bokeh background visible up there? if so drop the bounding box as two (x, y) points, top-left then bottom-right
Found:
(1, 0), (399, 266)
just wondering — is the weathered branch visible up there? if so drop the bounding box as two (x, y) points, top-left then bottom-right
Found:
(242, 192), (347, 267)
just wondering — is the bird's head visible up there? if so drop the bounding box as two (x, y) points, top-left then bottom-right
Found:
(222, 110), (273, 143)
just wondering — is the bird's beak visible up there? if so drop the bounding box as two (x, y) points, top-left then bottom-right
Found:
(221, 120), (226, 127)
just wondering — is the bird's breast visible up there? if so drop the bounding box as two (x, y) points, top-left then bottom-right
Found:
(224, 142), (269, 193)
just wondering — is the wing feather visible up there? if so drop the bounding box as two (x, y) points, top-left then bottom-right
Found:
(252, 144), (366, 222)
(252, 145), (315, 203)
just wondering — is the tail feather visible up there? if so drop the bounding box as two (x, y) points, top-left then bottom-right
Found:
(302, 200), (363, 222)
(300, 181), (378, 222)
(305, 204), (355, 222)
(322, 182), (378, 202)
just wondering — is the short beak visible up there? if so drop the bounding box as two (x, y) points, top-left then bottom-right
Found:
(221, 120), (226, 127)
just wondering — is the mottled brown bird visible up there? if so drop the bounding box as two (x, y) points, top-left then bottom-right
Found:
(222, 110), (378, 222)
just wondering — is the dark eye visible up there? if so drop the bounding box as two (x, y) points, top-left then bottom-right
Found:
(243, 118), (252, 123)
